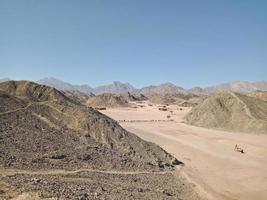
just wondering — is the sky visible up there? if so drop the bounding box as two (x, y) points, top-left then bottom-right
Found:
(0, 0), (266, 88)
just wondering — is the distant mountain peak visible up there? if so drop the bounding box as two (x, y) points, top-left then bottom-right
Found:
(160, 82), (176, 86)
(113, 81), (122, 85)
(94, 81), (136, 94)
(37, 77), (94, 94)
(0, 77), (11, 83)
(138, 82), (187, 95)
(29, 77), (267, 95)
(204, 80), (266, 94)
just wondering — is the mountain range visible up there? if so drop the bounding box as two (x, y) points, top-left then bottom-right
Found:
(1, 77), (266, 95)
(37, 77), (94, 94)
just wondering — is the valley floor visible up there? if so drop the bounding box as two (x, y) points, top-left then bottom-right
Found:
(101, 102), (267, 200)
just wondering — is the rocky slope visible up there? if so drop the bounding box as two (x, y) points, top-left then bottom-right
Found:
(120, 92), (148, 102)
(37, 77), (94, 94)
(0, 80), (179, 171)
(203, 81), (267, 94)
(63, 90), (95, 105)
(247, 91), (267, 101)
(86, 93), (129, 108)
(94, 81), (136, 94)
(185, 91), (267, 133)
(188, 87), (208, 95)
(148, 93), (200, 105)
(0, 81), (203, 200)
(139, 83), (187, 96)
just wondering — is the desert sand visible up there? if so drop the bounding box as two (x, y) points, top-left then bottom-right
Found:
(101, 101), (267, 200)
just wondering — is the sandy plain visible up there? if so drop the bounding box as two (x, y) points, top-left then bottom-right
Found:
(101, 101), (267, 200)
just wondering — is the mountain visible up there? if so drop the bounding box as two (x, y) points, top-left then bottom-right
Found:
(37, 78), (136, 95)
(148, 93), (199, 105)
(188, 87), (208, 95)
(94, 81), (136, 94)
(120, 92), (148, 102)
(20, 77), (267, 95)
(138, 83), (187, 96)
(73, 84), (95, 94)
(87, 93), (128, 108)
(0, 77), (10, 83)
(185, 91), (267, 133)
(63, 90), (95, 105)
(252, 81), (267, 91)
(37, 77), (77, 91)
(37, 77), (94, 94)
(247, 91), (267, 101)
(204, 81), (267, 94)
(0, 80), (70, 103)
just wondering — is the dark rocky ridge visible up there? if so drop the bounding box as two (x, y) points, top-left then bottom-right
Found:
(120, 92), (148, 102)
(0, 80), (180, 171)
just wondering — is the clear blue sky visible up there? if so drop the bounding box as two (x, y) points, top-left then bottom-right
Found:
(0, 0), (266, 88)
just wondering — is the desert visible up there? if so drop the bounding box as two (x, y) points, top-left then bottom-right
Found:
(100, 100), (267, 200)
(1, 1), (267, 199)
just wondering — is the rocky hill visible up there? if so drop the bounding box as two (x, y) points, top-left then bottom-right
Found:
(179, 97), (206, 107)
(188, 81), (267, 95)
(63, 90), (95, 105)
(86, 93), (129, 108)
(94, 81), (136, 94)
(250, 81), (267, 91)
(204, 81), (267, 94)
(120, 92), (148, 102)
(37, 78), (138, 95)
(37, 77), (94, 94)
(247, 91), (267, 101)
(185, 91), (267, 133)
(188, 87), (208, 95)
(148, 93), (200, 105)
(0, 81), (206, 200)
(139, 83), (187, 96)
(0, 80), (179, 171)
(0, 80), (69, 103)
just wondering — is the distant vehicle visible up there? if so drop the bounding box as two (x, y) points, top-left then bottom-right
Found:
(235, 144), (245, 154)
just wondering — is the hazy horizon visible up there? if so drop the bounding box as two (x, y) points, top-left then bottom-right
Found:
(1, 76), (267, 90)
(1, 1), (266, 88)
